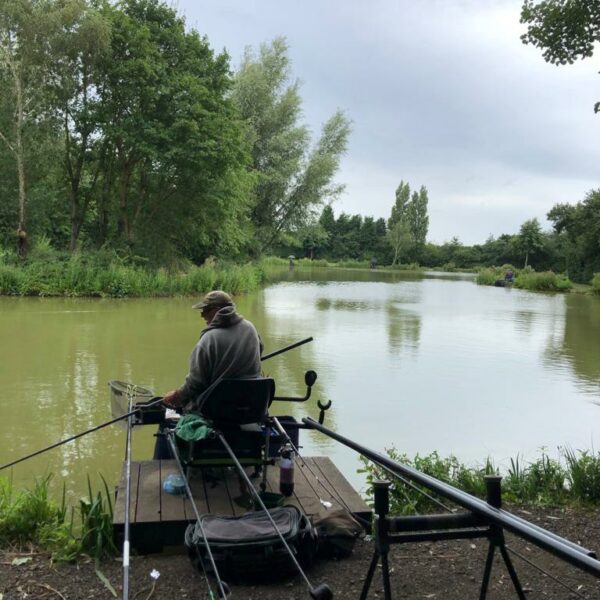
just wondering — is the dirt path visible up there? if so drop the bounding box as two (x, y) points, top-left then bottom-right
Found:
(2, 505), (600, 599)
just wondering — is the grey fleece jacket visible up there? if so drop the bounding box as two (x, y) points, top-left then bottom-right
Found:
(178, 305), (263, 404)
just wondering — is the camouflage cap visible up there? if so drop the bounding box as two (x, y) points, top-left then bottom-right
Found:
(192, 290), (233, 310)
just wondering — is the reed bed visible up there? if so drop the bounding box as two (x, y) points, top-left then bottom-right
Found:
(0, 254), (265, 298)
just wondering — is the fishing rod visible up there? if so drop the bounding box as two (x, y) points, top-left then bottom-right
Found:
(216, 431), (333, 600)
(0, 336), (314, 473)
(122, 392), (134, 600)
(166, 432), (230, 600)
(0, 398), (163, 472)
(303, 417), (600, 579)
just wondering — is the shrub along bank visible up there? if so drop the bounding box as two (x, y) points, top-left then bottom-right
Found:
(477, 265), (572, 292)
(0, 251), (266, 298)
(359, 447), (600, 515)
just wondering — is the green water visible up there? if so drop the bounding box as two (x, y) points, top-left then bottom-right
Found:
(2, 268), (600, 500)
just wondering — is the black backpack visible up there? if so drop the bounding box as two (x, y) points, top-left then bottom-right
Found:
(185, 505), (317, 582)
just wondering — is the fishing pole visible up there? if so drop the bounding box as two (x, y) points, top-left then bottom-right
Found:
(216, 431), (333, 600)
(121, 391), (135, 600)
(166, 432), (230, 600)
(0, 336), (315, 473)
(0, 398), (163, 472)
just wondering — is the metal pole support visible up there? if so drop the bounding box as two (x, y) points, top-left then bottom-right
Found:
(360, 481), (393, 600)
(480, 475), (526, 600)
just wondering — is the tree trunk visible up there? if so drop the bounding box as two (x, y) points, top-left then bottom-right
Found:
(13, 58), (27, 258)
(524, 252), (529, 268)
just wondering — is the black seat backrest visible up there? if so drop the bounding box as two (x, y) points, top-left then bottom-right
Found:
(199, 377), (275, 425)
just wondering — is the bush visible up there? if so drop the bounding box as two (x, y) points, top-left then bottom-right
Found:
(0, 474), (116, 561)
(514, 271), (572, 292)
(359, 447), (600, 514)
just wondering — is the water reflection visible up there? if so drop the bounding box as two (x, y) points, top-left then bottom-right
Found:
(544, 294), (600, 395)
(3, 275), (600, 498)
(387, 303), (421, 356)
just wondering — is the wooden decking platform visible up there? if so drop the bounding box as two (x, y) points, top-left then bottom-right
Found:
(113, 457), (370, 553)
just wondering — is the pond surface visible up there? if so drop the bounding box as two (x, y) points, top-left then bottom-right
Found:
(2, 268), (600, 499)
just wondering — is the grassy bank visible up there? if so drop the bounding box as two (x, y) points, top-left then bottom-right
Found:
(360, 447), (600, 514)
(0, 250), (266, 298)
(0, 474), (116, 561)
(477, 265), (572, 292)
(262, 255), (423, 271)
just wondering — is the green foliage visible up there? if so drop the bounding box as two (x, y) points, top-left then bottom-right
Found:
(477, 266), (572, 291)
(360, 447), (600, 514)
(0, 474), (117, 561)
(0, 254), (265, 297)
(514, 270), (572, 291)
(521, 0), (600, 113)
(231, 37), (351, 252)
(592, 273), (600, 294)
(518, 218), (544, 268)
(359, 450), (496, 515)
(563, 448), (600, 503)
(547, 190), (600, 282)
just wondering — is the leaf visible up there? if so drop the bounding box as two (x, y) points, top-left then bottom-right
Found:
(11, 557), (33, 566)
(95, 567), (117, 598)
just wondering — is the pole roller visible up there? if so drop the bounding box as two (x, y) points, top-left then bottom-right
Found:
(303, 417), (600, 579)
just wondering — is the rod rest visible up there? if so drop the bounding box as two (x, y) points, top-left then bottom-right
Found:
(387, 511), (484, 534)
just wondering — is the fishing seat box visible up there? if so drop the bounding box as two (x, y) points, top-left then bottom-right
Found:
(185, 505), (317, 582)
(175, 423), (265, 467)
(175, 415), (300, 467)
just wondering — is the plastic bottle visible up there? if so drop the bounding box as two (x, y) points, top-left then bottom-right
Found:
(279, 443), (295, 497)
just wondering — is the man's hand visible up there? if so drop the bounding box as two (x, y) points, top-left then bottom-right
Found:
(162, 389), (183, 410)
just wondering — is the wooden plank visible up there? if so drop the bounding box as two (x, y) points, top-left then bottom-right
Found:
(201, 468), (235, 515)
(135, 461), (162, 523)
(310, 456), (370, 517)
(113, 461), (141, 525)
(160, 460), (188, 522)
(291, 458), (328, 517)
(184, 467), (210, 521)
(223, 468), (254, 516)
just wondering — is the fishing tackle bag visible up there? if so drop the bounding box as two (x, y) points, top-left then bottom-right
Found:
(184, 505), (318, 582)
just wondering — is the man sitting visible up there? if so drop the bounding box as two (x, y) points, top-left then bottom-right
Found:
(163, 290), (263, 412)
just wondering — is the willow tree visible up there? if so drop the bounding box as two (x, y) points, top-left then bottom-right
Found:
(232, 37), (351, 252)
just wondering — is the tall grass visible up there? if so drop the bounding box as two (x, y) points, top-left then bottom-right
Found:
(477, 266), (572, 292)
(592, 273), (600, 295)
(514, 271), (572, 292)
(359, 447), (600, 514)
(0, 474), (116, 561)
(0, 251), (266, 298)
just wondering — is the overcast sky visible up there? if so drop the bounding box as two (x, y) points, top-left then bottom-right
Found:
(177, 0), (599, 245)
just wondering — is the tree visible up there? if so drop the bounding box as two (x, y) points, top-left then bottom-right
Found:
(406, 185), (429, 258)
(41, 0), (111, 251)
(387, 181), (410, 265)
(386, 221), (411, 266)
(232, 37), (351, 252)
(93, 0), (251, 260)
(518, 218), (544, 267)
(0, 0), (42, 257)
(521, 0), (600, 113)
(547, 189), (600, 281)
